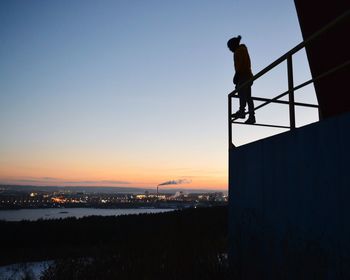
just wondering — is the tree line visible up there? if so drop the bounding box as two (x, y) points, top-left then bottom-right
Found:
(1, 206), (228, 279)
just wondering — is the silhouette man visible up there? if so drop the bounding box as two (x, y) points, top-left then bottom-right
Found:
(227, 35), (255, 124)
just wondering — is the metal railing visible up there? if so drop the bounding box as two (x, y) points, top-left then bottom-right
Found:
(228, 10), (350, 148)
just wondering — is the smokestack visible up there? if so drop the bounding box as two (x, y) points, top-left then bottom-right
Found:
(156, 179), (191, 201)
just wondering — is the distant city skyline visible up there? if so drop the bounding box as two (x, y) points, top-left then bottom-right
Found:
(0, 184), (227, 194)
(0, 0), (317, 190)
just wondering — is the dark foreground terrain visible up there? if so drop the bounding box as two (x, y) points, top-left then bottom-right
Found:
(0, 206), (228, 279)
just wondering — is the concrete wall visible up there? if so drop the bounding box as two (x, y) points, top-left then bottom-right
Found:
(229, 112), (350, 279)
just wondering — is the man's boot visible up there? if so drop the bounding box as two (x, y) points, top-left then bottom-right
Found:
(232, 110), (245, 119)
(245, 115), (256, 124)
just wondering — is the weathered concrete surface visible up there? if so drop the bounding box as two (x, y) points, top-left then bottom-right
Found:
(229, 112), (350, 279)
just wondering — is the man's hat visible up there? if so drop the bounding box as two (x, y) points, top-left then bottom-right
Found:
(227, 35), (242, 49)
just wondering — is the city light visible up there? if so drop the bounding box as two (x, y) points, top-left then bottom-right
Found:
(0, 185), (228, 210)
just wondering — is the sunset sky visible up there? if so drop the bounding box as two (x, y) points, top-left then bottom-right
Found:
(0, 0), (318, 190)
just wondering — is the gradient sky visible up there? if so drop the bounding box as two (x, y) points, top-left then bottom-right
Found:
(0, 0), (318, 190)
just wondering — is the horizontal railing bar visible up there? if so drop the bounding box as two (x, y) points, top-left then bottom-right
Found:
(231, 96), (319, 108)
(228, 10), (350, 98)
(293, 59), (350, 92)
(232, 121), (290, 129)
(250, 59), (350, 113)
(253, 91), (290, 112)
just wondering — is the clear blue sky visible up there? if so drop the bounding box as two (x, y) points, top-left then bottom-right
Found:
(0, 0), (318, 189)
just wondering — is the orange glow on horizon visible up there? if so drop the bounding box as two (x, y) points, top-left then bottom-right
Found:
(0, 176), (227, 190)
(0, 151), (227, 190)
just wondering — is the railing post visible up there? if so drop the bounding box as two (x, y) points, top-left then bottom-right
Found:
(228, 95), (233, 148)
(287, 55), (296, 130)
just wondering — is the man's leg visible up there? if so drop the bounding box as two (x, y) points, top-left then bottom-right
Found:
(244, 86), (256, 124)
(238, 86), (247, 113)
(245, 86), (255, 117)
(232, 84), (246, 118)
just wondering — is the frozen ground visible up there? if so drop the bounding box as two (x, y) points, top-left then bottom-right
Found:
(0, 261), (52, 280)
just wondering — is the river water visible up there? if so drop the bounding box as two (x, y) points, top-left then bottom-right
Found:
(0, 208), (174, 221)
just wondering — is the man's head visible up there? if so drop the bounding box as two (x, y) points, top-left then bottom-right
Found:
(227, 35), (242, 52)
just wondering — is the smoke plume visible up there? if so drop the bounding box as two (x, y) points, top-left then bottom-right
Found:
(157, 179), (192, 187)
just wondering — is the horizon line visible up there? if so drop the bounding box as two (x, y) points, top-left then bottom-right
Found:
(0, 184), (227, 192)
